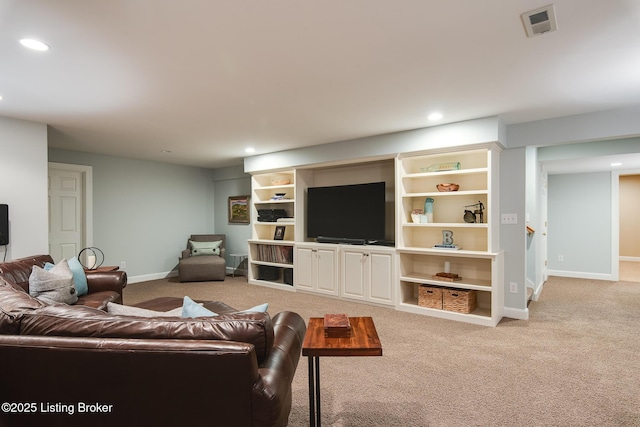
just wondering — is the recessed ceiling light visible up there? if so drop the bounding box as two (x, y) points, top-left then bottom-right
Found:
(245, 147), (256, 154)
(611, 162), (622, 167)
(19, 38), (50, 51)
(427, 112), (443, 121)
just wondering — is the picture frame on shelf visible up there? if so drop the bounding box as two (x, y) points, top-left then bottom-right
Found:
(274, 225), (286, 240)
(228, 195), (250, 224)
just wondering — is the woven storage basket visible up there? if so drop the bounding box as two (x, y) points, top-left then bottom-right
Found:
(418, 285), (443, 309)
(442, 288), (477, 313)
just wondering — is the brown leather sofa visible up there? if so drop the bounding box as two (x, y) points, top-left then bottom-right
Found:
(0, 256), (306, 427)
(0, 254), (127, 309)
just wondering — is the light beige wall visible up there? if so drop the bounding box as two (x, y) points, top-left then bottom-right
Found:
(620, 174), (640, 257)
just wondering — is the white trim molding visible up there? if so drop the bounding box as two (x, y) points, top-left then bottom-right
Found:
(503, 306), (529, 320)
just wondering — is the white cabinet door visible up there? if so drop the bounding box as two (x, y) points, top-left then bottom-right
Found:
(295, 246), (315, 291)
(369, 251), (394, 305)
(316, 247), (338, 295)
(340, 247), (395, 305)
(294, 244), (338, 295)
(341, 249), (366, 300)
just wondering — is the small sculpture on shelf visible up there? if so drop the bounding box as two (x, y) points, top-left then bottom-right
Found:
(463, 201), (484, 223)
(433, 230), (461, 250)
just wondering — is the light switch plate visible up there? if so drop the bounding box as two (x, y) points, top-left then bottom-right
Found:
(501, 213), (518, 224)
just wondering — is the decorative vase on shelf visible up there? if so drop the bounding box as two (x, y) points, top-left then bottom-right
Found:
(424, 198), (434, 223)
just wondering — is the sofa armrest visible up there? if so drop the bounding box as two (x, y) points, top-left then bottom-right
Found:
(252, 311), (306, 427)
(84, 270), (127, 296)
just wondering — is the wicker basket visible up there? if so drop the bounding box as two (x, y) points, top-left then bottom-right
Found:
(418, 285), (443, 309)
(442, 288), (477, 313)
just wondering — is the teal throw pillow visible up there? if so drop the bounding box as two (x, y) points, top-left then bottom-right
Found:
(189, 240), (222, 256)
(182, 296), (219, 318)
(46, 257), (88, 296)
(68, 256), (88, 296)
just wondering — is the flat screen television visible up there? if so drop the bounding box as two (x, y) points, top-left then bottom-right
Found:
(306, 181), (386, 243)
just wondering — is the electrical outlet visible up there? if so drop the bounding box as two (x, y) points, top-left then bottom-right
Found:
(509, 282), (518, 293)
(501, 213), (518, 224)
(557, 255), (564, 262)
(120, 261), (126, 270)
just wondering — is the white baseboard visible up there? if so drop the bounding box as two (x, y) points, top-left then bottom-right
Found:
(547, 270), (615, 281)
(503, 306), (529, 320)
(620, 256), (640, 262)
(532, 280), (545, 301)
(127, 270), (177, 284)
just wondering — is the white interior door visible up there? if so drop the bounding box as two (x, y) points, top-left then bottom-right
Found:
(48, 167), (84, 262)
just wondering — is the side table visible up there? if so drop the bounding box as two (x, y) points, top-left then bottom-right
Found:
(229, 253), (248, 278)
(302, 316), (382, 427)
(84, 265), (119, 273)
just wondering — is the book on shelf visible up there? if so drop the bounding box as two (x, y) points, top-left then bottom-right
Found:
(433, 272), (462, 282)
(256, 244), (294, 264)
(433, 244), (462, 250)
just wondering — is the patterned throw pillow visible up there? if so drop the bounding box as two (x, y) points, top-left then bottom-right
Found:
(29, 259), (78, 305)
(45, 256), (88, 296)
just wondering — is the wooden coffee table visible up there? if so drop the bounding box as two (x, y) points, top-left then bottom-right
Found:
(302, 316), (382, 427)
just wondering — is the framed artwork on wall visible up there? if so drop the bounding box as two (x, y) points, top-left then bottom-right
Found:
(228, 195), (250, 224)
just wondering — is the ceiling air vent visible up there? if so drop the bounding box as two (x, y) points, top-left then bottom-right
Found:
(522, 5), (557, 37)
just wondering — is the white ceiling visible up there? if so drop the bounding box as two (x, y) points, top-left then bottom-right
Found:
(2, 0), (640, 169)
(543, 152), (640, 175)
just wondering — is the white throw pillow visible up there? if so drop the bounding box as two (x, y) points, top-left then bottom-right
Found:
(107, 302), (183, 317)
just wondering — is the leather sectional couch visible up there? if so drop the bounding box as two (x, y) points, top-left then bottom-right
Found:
(0, 255), (307, 427)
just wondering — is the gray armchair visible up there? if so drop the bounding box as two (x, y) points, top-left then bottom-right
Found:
(178, 234), (227, 282)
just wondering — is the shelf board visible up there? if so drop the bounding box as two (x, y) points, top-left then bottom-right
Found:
(248, 239), (295, 245)
(396, 301), (496, 326)
(255, 184), (295, 191)
(400, 273), (492, 291)
(402, 222), (488, 228)
(403, 190), (488, 198)
(254, 199), (295, 204)
(249, 259), (293, 268)
(396, 247), (499, 258)
(402, 167), (488, 179)
(254, 221), (295, 225)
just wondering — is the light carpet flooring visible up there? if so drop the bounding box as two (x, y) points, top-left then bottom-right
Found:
(124, 273), (640, 426)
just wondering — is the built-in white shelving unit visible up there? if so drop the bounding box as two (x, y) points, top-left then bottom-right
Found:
(248, 171), (296, 290)
(247, 145), (504, 325)
(395, 146), (503, 326)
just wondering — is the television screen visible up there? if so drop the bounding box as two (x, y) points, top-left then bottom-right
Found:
(306, 181), (386, 243)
